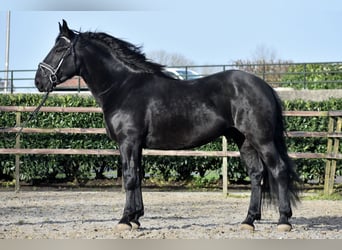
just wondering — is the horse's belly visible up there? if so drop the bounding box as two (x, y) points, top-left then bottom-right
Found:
(145, 118), (226, 150)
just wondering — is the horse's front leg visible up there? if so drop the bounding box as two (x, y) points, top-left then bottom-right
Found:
(116, 141), (144, 231)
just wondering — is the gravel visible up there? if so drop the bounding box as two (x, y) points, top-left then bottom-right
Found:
(0, 190), (341, 239)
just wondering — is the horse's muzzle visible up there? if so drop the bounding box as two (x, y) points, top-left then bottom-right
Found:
(35, 73), (54, 93)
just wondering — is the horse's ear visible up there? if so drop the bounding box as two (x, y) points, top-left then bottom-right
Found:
(59, 19), (74, 39)
(59, 21), (63, 33)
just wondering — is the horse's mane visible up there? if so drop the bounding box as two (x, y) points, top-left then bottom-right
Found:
(81, 32), (166, 74)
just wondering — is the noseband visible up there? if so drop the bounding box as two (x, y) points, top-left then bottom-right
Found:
(38, 35), (78, 91)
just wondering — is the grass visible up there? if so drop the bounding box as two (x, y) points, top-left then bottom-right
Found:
(226, 193), (250, 199)
(301, 191), (342, 201)
(1, 180), (15, 188)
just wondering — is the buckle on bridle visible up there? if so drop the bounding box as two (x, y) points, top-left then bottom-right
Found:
(39, 62), (59, 86)
(49, 74), (58, 85)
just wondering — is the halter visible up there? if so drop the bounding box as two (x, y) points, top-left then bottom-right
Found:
(38, 35), (78, 91)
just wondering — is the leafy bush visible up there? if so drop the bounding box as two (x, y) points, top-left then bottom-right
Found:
(281, 63), (342, 89)
(283, 99), (342, 182)
(0, 94), (341, 184)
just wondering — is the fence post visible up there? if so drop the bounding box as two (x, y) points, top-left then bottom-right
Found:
(222, 136), (228, 196)
(15, 112), (21, 192)
(325, 116), (341, 195)
(323, 115), (341, 195)
(330, 117), (341, 191)
(324, 117), (334, 195)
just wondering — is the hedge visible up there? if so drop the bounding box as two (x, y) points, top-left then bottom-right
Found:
(0, 94), (341, 184)
(280, 63), (342, 89)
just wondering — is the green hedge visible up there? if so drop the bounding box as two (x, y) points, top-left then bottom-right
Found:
(0, 94), (341, 184)
(280, 63), (342, 89)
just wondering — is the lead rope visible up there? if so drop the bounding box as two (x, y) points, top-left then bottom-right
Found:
(15, 91), (51, 139)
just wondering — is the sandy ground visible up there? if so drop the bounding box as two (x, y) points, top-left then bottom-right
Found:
(0, 190), (341, 239)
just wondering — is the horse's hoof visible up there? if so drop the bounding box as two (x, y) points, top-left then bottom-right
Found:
(240, 223), (255, 231)
(277, 224), (292, 232)
(115, 223), (132, 231)
(130, 221), (140, 230)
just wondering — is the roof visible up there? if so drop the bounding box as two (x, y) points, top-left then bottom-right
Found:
(55, 76), (88, 91)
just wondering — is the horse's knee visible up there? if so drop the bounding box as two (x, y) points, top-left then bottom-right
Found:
(124, 175), (137, 190)
(123, 168), (143, 190)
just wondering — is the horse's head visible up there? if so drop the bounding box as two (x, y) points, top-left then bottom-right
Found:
(35, 20), (79, 92)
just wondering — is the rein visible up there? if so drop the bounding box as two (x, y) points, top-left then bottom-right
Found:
(14, 91), (51, 139)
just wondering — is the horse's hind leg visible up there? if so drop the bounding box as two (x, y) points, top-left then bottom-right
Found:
(238, 139), (265, 231)
(256, 142), (293, 232)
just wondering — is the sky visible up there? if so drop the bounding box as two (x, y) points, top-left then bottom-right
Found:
(0, 0), (342, 90)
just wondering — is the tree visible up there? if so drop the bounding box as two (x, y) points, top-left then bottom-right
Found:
(147, 50), (195, 66)
(251, 44), (278, 63)
(233, 44), (293, 87)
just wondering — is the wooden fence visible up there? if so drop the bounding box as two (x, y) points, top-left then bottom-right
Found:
(0, 106), (341, 195)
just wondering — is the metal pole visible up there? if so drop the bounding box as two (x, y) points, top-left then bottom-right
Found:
(4, 11), (11, 93)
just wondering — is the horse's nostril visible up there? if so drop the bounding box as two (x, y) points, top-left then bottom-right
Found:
(35, 80), (44, 92)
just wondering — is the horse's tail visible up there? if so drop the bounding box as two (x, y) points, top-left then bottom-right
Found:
(262, 89), (301, 205)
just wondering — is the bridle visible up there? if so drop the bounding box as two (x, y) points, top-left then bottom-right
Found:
(38, 35), (78, 92)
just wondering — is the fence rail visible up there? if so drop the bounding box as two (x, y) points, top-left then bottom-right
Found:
(0, 106), (341, 195)
(1, 61), (342, 93)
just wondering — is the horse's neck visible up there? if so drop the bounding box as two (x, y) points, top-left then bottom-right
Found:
(77, 49), (130, 108)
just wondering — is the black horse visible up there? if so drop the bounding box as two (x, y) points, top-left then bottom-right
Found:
(35, 20), (300, 232)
